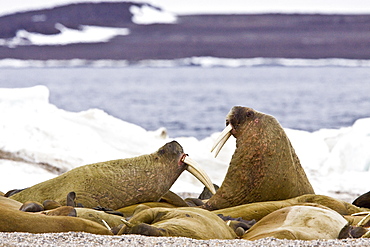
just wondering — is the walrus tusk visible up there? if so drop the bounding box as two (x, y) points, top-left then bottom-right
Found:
(181, 155), (216, 195)
(356, 212), (370, 227)
(352, 211), (370, 216)
(102, 219), (111, 231)
(211, 124), (233, 157)
(121, 218), (134, 228)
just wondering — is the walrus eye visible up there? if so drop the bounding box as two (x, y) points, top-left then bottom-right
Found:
(246, 111), (254, 118)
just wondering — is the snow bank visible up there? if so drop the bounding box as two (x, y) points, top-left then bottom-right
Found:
(1, 86), (369, 201)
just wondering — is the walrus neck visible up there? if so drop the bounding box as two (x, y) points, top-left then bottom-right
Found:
(203, 135), (263, 210)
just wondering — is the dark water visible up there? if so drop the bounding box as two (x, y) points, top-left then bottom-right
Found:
(1, 66), (370, 139)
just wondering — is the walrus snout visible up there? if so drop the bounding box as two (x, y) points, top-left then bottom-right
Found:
(227, 106), (256, 134)
(211, 106), (259, 157)
(226, 106), (261, 138)
(157, 141), (216, 194)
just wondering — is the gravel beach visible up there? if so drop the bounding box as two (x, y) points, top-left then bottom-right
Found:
(1, 232), (370, 247)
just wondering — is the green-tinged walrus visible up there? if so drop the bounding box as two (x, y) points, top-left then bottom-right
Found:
(242, 205), (348, 240)
(116, 202), (178, 218)
(203, 106), (314, 210)
(0, 195), (22, 210)
(0, 204), (112, 235)
(10, 141), (215, 209)
(118, 207), (237, 240)
(214, 194), (369, 222)
(42, 206), (124, 229)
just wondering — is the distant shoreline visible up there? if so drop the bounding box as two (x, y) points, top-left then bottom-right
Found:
(1, 3), (370, 61)
(1, 57), (370, 68)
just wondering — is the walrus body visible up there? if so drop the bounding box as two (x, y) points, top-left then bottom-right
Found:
(204, 106), (314, 210)
(10, 141), (211, 209)
(242, 205), (348, 240)
(0, 204), (112, 235)
(214, 194), (368, 222)
(0, 195), (22, 210)
(119, 207), (237, 240)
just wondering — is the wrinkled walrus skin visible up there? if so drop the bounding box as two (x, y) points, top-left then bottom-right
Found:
(242, 205), (348, 240)
(119, 207), (237, 240)
(203, 106), (315, 210)
(10, 141), (195, 209)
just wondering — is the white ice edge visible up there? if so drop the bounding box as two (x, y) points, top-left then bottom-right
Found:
(1, 57), (370, 68)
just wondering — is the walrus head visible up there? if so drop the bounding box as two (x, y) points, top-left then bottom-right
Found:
(203, 106), (314, 210)
(158, 141), (216, 195)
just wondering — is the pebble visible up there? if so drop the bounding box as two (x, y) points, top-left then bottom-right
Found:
(1, 232), (370, 247)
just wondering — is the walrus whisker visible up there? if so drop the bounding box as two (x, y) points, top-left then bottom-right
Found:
(101, 219), (111, 231)
(182, 155), (216, 194)
(211, 124), (232, 157)
(121, 218), (134, 228)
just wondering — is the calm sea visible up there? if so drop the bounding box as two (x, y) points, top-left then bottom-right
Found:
(1, 66), (370, 139)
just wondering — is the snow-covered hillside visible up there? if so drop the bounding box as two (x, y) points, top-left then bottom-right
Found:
(2, 0), (370, 17)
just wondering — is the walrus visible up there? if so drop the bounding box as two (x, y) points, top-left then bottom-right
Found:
(0, 204), (112, 235)
(10, 141), (215, 209)
(353, 191), (370, 209)
(118, 207), (237, 240)
(0, 195), (22, 210)
(214, 194), (369, 223)
(42, 206), (124, 229)
(203, 106), (315, 210)
(242, 205), (348, 240)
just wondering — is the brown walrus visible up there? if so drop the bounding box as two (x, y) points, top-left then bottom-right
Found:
(118, 207), (237, 240)
(0, 208), (113, 235)
(214, 194), (369, 222)
(10, 141), (215, 209)
(0, 198), (112, 235)
(203, 106), (314, 210)
(242, 205), (348, 240)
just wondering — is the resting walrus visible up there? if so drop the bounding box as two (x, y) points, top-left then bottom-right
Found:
(0, 199), (112, 235)
(214, 194), (369, 223)
(242, 205), (348, 240)
(10, 141), (215, 209)
(118, 207), (237, 240)
(203, 106), (314, 210)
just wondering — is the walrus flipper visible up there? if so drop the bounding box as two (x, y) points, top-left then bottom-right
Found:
(353, 191), (370, 209)
(123, 223), (168, 237)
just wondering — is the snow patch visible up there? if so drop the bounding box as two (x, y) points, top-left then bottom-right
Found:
(130, 5), (177, 25)
(0, 24), (130, 47)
